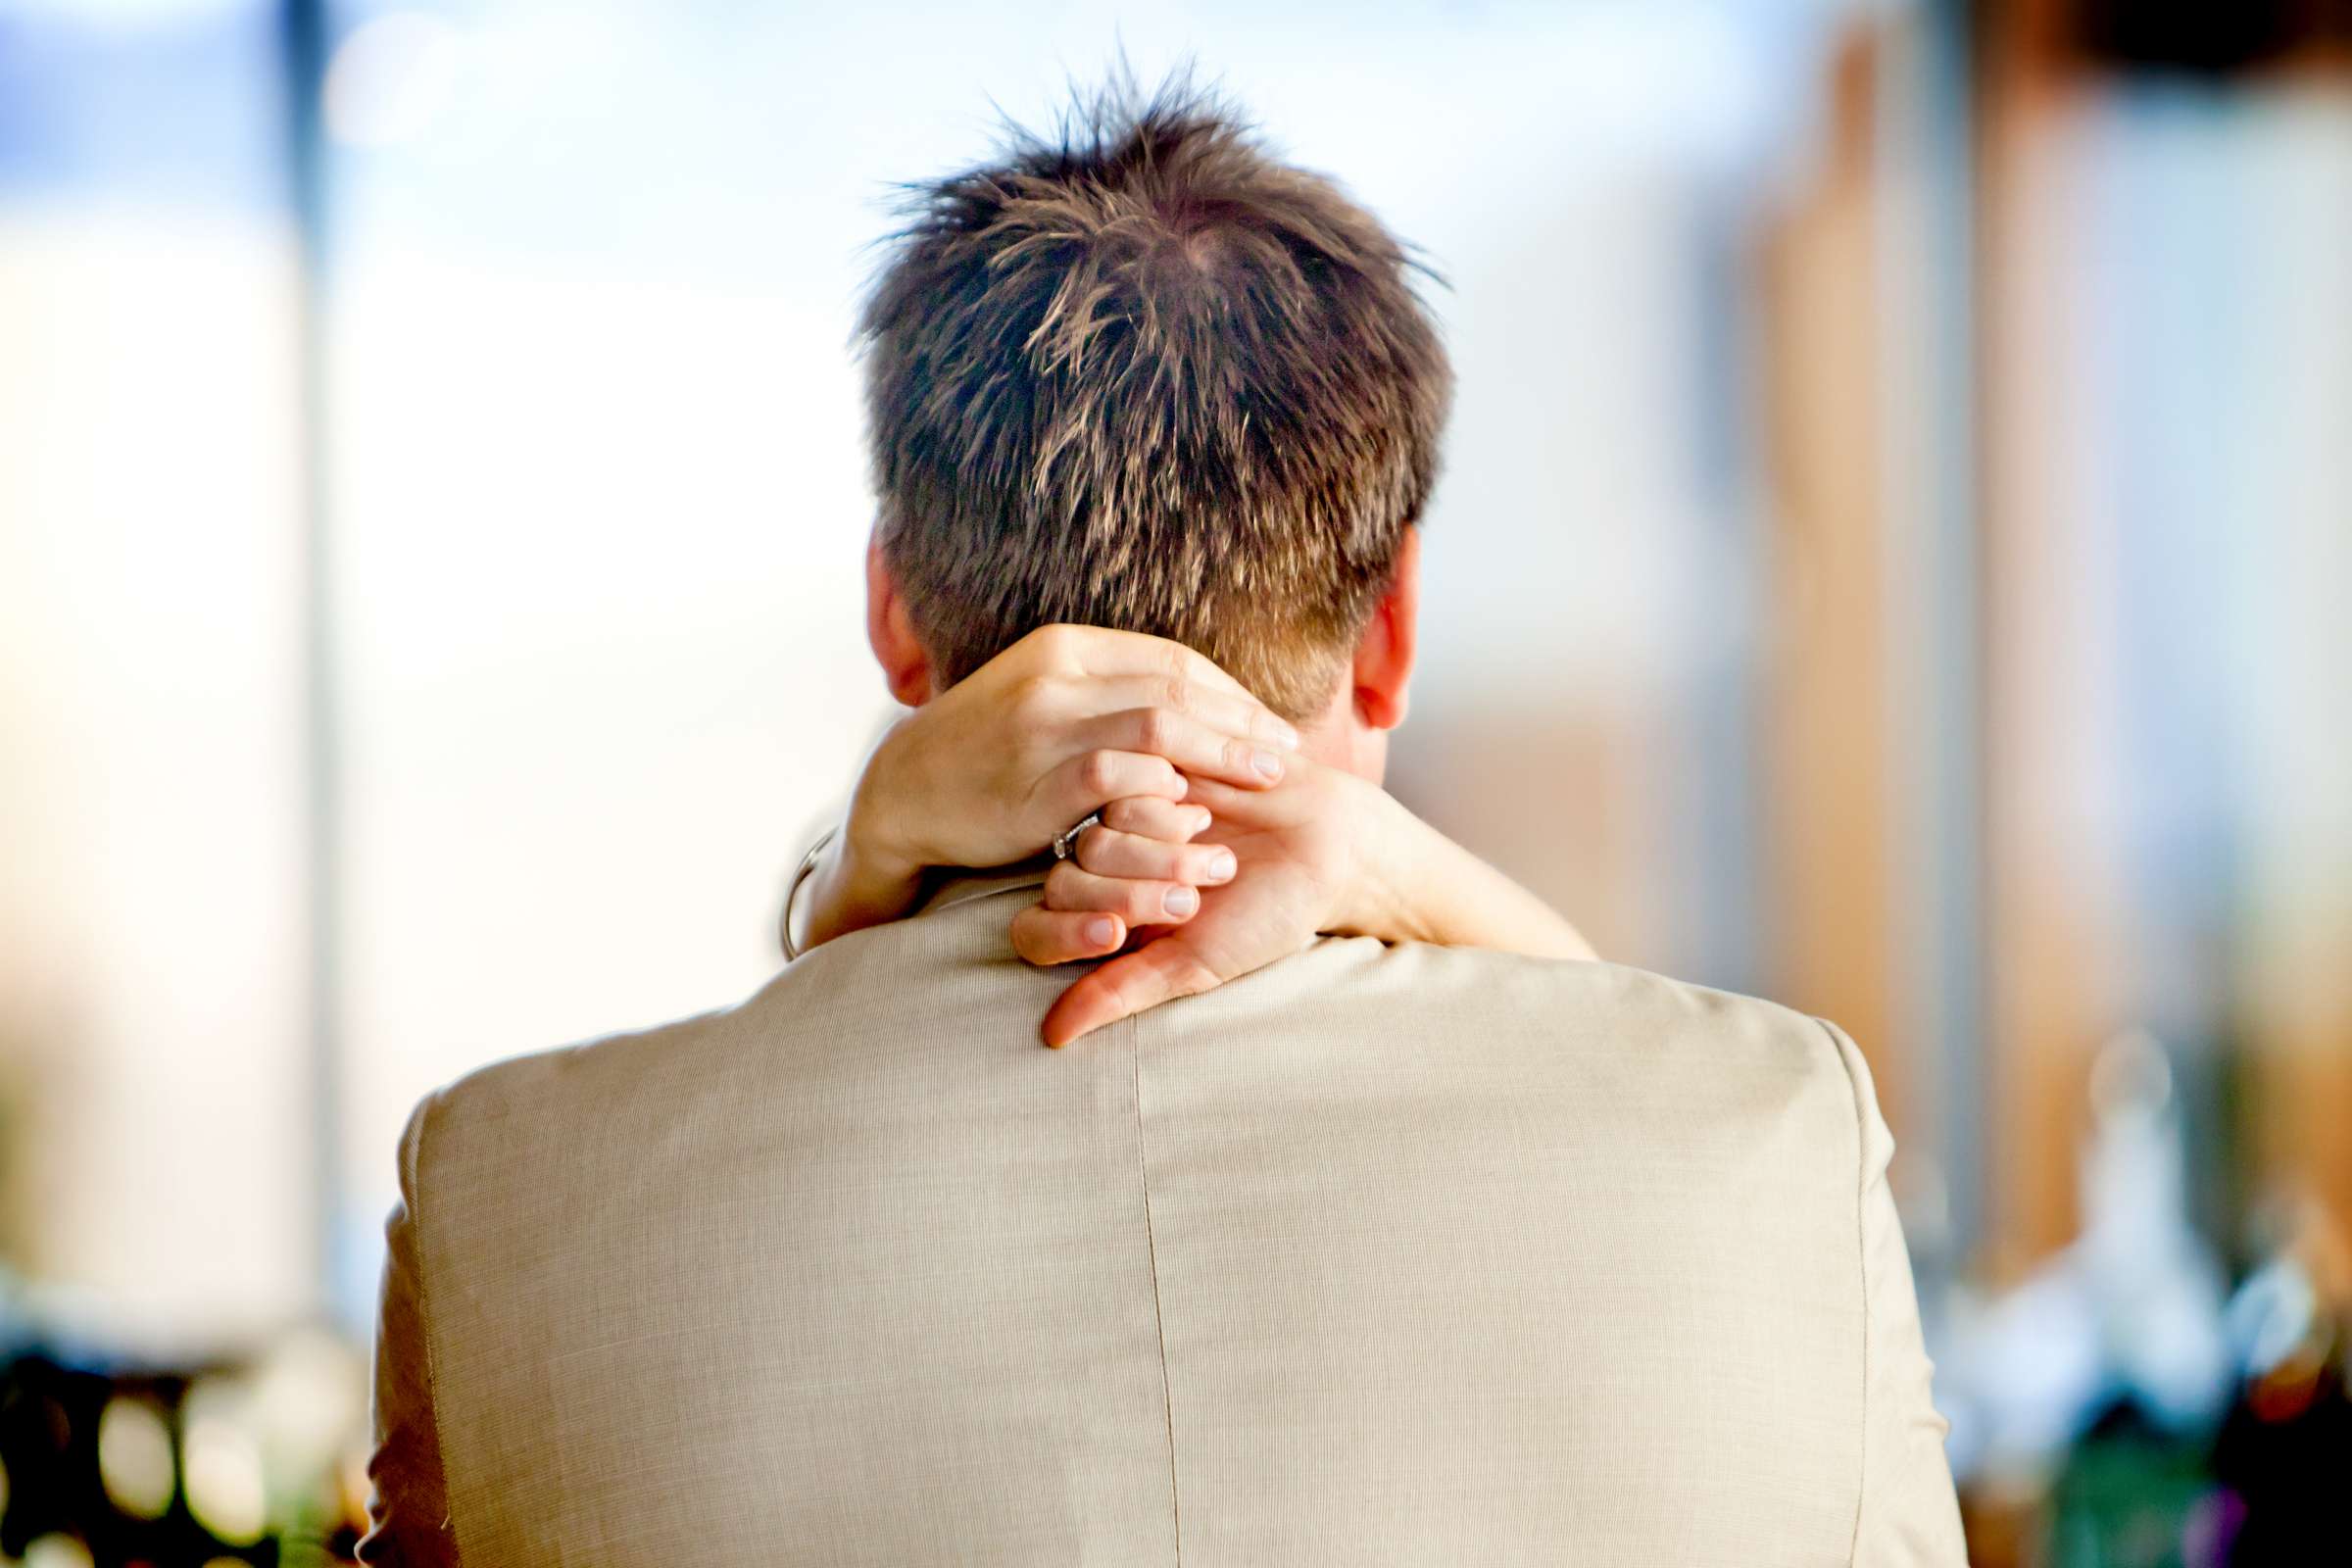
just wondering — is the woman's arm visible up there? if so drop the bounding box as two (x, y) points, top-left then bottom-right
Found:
(1330, 779), (1596, 960)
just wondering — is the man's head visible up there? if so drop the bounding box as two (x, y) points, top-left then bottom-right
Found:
(858, 79), (1450, 772)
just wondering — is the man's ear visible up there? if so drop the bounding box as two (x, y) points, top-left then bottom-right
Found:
(1350, 525), (1421, 731)
(865, 533), (934, 708)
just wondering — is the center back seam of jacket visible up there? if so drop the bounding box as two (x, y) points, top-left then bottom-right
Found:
(1129, 1012), (1183, 1565)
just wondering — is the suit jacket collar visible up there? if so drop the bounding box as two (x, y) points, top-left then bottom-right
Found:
(914, 858), (1054, 917)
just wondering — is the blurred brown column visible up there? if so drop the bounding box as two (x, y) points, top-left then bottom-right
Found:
(1974, 0), (2115, 1275)
(1755, 32), (1908, 1142)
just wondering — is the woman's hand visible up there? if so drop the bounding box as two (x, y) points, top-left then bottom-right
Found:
(999, 794), (1245, 963)
(790, 624), (1300, 953)
(1023, 761), (1597, 1048)
(1019, 759), (1383, 1046)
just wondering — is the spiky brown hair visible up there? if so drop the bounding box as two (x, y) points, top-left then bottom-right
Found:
(858, 75), (1451, 720)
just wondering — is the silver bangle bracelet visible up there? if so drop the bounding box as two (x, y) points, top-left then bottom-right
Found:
(779, 825), (838, 962)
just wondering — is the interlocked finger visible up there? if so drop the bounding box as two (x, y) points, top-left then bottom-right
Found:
(1041, 750), (1188, 823)
(1010, 906), (1126, 967)
(1073, 824), (1238, 888)
(1044, 859), (1203, 927)
(1080, 707), (1288, 791)
(1101, 797), (1213, 841)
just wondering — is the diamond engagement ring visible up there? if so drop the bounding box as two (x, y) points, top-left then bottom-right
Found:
(1052, 811), (1102, 861)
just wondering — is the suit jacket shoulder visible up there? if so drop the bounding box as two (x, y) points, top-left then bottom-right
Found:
(365, 883), (1965, 1566)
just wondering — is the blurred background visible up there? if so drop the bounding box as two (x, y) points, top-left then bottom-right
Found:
(2, 0), (2347, 1561)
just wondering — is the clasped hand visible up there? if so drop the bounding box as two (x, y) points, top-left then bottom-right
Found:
(794, 623), (1594, 1046)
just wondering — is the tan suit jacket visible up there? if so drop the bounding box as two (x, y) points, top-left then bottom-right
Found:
(363, 864), (1967, 1565)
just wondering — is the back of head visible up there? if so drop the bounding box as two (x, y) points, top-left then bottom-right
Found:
(859, 77), (1451, 720)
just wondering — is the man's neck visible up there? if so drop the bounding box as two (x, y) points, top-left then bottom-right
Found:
(1290, 693), (1389, 786)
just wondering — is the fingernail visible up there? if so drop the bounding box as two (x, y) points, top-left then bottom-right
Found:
(1205, 850), (1237, 882)
(1085, 916), (1118, 948)
(1272, 721), (1301, 750)
(1251, 750), (1283, 780)
(1163, 885), (1200, 918)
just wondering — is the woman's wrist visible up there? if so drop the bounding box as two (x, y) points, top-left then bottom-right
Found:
(1330, 780), (1596, 960)
(793, 758), (932, 954)
(1328, 779), (1441, 945)
(795, 820), (926, 952)
(844, 755), (926, 888)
